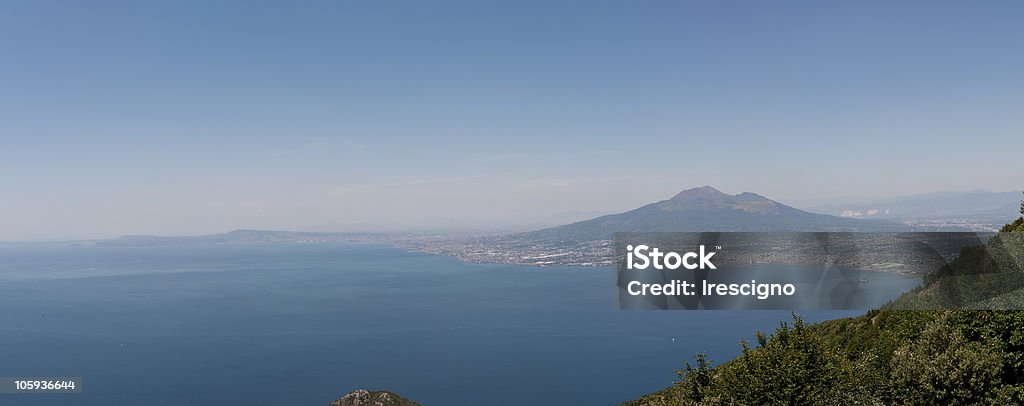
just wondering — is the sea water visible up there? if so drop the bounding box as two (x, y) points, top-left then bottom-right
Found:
(0, 243), (917, 405)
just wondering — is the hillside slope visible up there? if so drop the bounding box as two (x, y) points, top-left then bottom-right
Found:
(624, 209), (1024, 405)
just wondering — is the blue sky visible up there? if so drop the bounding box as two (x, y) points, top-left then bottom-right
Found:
(1, 1), (1022, 239)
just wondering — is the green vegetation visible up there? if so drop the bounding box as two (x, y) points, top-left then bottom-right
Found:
(624, 195), (1024, 406)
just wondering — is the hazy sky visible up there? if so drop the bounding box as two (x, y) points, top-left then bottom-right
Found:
(2, 1), (1022, 240)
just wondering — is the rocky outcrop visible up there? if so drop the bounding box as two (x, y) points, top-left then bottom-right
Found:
(329, 389), (420, 406)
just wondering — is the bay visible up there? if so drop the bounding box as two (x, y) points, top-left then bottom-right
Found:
(0, 244), (900, 405)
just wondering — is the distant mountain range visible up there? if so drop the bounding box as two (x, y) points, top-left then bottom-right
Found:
(518, 186), (905, 241)
(803, 190), (1021, 221)
(95, 187), (1018, 250)
(95, 229), (382, 247)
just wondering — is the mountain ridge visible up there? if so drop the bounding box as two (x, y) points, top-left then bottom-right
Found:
(803, 190), (1021, 220)
(519, 186), (905, 241)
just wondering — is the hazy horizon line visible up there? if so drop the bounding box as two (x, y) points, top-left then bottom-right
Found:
(6, 186), (1019, 243)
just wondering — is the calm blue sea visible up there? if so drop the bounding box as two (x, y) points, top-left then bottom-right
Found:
(0, 244), (914, 405)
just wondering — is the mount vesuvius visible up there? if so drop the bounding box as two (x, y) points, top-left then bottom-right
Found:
(519, 186), (906, 241)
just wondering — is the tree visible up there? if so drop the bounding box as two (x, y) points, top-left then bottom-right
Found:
(676, 353), (713, 403)
(889, 313), (1004, 405)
